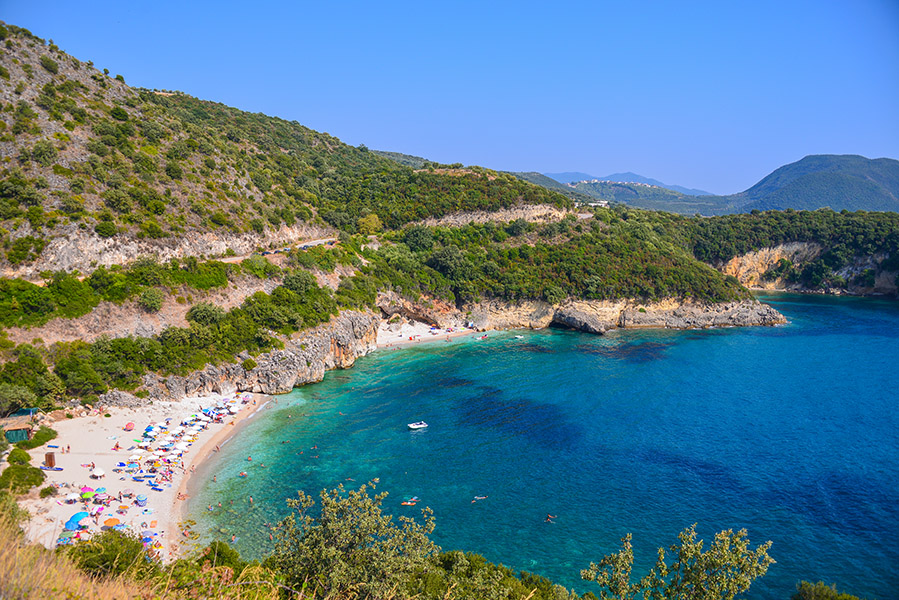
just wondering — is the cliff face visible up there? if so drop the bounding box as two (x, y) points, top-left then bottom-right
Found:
(718, 242), (898, 296)
(2, 221), (334, 280)
(130, 310), (379, 402)
(467, 298), (785, 333)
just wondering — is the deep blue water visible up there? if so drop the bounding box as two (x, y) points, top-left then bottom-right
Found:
(189, 293), (899, 599)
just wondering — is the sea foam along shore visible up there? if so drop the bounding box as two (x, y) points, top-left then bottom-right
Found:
(18, 392), (268, 562)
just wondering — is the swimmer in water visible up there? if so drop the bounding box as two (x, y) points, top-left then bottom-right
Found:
(545, 514), (557, 523)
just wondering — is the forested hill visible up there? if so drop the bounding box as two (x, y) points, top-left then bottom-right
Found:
(731, 154), (899, 213)
(541, 155), (899, 215)
(0, 23), (570, 272)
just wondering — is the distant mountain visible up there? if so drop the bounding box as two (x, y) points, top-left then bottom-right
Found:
(599, 172), (712, 196)
(565, 181), (725, 214)
(544, 172), (711, 196)
(543, 172), (601, 184)
(543, 155), (899, 215)
(507, 172), (599, 203)
(732, 155), (899, 213)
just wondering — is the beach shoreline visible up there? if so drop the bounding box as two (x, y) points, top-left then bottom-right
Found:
(376, 319), (476, 348)
(172, 395), (271, 550)
(16, 392), (269, 562)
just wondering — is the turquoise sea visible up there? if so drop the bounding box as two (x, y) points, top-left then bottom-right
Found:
(188, 293), (899, 599)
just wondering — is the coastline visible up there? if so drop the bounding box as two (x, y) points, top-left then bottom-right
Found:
(17, 392), (269, 561)
(173, 395), (272, 552)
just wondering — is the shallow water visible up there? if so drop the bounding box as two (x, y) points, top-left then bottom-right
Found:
(188, 293), (899, 599)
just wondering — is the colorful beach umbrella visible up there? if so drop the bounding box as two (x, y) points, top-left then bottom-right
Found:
(104, 518), (120, 527)
(81, 491), (95, 499)
(69, 511), (89, 521)
(80, 486), (94, 493)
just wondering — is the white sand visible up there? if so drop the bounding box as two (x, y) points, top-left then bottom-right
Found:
(376, 319), (473, 347)
(18, 393), (266, 561)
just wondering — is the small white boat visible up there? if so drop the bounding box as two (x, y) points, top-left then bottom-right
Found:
(407, 421), (428, 430)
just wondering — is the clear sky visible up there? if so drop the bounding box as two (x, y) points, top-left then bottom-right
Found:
(3, 0), (898, 194)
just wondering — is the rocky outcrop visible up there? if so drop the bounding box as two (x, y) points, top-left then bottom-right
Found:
(416, 204), (581, 228)
(466, 297), (785, 333)
(717, 242), (822, 290)
(2, 222), (335, 280)
(717, 242), (898, 296)
(137, 310), (379, 402)
(377, 291), (465, 329)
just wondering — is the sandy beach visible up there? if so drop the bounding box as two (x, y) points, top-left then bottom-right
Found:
(18, 392), (268, 561)
(376, 319), (475, 348)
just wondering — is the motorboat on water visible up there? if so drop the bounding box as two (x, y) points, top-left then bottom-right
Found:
(407, 421), (428, 430)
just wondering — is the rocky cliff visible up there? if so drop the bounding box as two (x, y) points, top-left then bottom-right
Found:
(718, 242), (898, 296)
(117, 310), (379, 403)
(2, 221), (335, 280)
(467, 297), (785, 333)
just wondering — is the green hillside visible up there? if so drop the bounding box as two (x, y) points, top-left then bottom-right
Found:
(566, 180), (728, 214)
(0, 25), (570, 270)
(735, 154), (899, 212)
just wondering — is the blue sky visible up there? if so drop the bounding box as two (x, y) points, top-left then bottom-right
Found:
(4, 0), (898, 194)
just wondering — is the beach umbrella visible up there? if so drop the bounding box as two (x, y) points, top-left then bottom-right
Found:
(113, 524), (127, 530)
(128, 454), (143, 461)
(96, 487), (107, 493)
(81, 491), (95, 499)
(124, 422), (135, 431)
(91, 468), (105, 478)
(59, 530), (74, 538)
(89, 506), (103, 515)
(104, 517), (120, 527)
(65, 492), (80, 502)
(126, 463), (139, 469)
(142, 537), (153, 543)
(141, 530), (154, 537)
(80, 486), (94, 493)
(70, 511), (89, 521)
(64, 520), (80, 531)
(78, 516), (92, 526)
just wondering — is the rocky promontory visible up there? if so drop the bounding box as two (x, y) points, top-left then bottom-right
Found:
(467, 297), (786, 333)
(129, 310), (379, 402)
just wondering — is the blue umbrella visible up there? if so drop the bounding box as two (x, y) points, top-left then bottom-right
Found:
(69, 511), (89, 522)
(64, 520), (81, 531)
(141, 537), (153, 543)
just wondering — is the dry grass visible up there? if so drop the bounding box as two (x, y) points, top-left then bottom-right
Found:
(0, 513), (149, 599)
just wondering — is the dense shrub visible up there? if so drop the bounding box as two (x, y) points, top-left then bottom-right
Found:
(137, 288), (163, 312)
(6, 448), (31, 465)
(39, 55), (58, 74)
(0, 463), (44, 493)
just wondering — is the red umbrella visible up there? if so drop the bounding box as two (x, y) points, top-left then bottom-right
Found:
(124, 422), (135, 431)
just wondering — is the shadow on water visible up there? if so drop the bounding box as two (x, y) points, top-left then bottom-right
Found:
(764, 471), (899, 540)
(639, 447), (748, 494)
(456, 385), (583, 451)
(577, 341), (675, 363)
(433, 376), (476, 388)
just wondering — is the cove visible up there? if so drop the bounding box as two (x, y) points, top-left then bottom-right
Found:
(187, 293), (899, 599)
